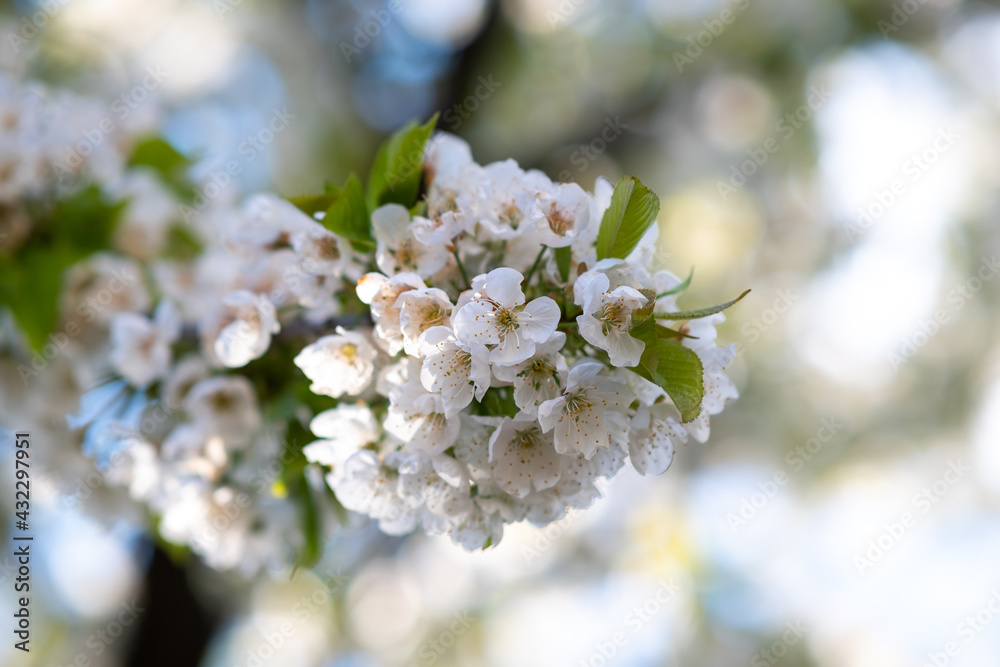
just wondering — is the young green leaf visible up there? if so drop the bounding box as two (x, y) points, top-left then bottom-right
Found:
(627, 320), (705, 422)
(322, 173), (373, 248)
(287, 192), (339, 216)
(655, 338), (704, 422)
(367, 113), (438, 210)
(656, 267), (694, 298)
(656, 289), (750, 321)
(596, 176), (660, 261)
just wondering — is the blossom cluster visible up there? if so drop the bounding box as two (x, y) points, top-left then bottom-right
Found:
(2, 73), (739, 569)
(287, 133), (740, 549)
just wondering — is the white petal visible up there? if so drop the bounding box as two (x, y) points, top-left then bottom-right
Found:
(491, 329), (534, 366)
(483, 267), (525, 308)
(371, 204), (411, 244)
(453, 301), (501, 346)
(604, 329), (645, 367)
(518, 297), (560, 343)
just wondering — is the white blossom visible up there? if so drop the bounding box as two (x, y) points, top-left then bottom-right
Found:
(491, 331), (568, 415)
(452, 267), (560, 366)
(371, 203), (450, 278)
(575, 268), (648, 368)
(294, 329), (378, 398)
(418, 326), (491, 417)
(537, 362), (633, 459)
(211, 290), (280, 368)
(109, 301), (180, 387)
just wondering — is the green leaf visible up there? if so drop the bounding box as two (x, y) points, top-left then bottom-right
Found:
(656, 267), (694, 298)
(128, 137), (192, 197)
(628, 320), (704, 422)
(287, 192), (339, 217)
(554, 246), (572, 283)
(656, 289), (750, 321)
(630, 317), (660, 383)
(322, 173), (373, 249)
(596, 176), (660, 261)
(128, 136), (190, 174)
(0, 186), (124, 351)
(654, 338), (705, 422)
(367, 114), (438, 210)
(0, 246), (72, 351)
(295, 466), (323, 571)
(161, 223), (203, 261)
(655, 324), (699, 341)
(629, 288), (658, 330)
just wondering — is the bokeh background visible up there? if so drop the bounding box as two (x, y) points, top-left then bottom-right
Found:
(2, 0), (1000, 665)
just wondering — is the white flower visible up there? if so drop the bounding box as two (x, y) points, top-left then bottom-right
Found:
(106, 437), (162, 502)
(290, 224), (352, 277)
(232, 193), (316, 248)
(491, 331), (568, 416)
(418, 326), (491, 417)
(629, 403), (688, 476)
(161, 354), (209, 409)
(488, 415), (563, 498)
(385, 382), (461, 456)
(397, 287), (453, 355)
(476, 160), (547, 239)
(371, 203), (450, 278)
(304, 403), (379, 469)
(449, 505), (504, 551)
(294, 329), (378, 398)
(574, 269), (648, 367)
(533, 181), (592, 248)
(183, 376), (261, 446)
(109, 301), (181, 387)
(211, 290), (280, 368)
(356, 271), (425, 355)
(398, 453), (473, 534)
(537, 362), (632, 459)
(329, 450), (417, 535)
(697, 343), (739, 415)
(452, 267), (561, 366)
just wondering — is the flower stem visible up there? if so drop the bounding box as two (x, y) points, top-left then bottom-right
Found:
(523, 247), (547, 287)
(453, 248), (471, 290)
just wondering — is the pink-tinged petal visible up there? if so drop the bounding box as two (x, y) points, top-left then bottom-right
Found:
(518, 296), (560, 343)
(491, 329), (535, 366)
(483, 267), (525, 308)
(604, 329), (645, 368)
(453, 301), (501, 346)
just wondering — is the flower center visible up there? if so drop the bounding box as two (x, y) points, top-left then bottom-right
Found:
(565, 390), (593, 417)
(519, 358), (556, 391)
(512, 427), (544, 451)
(339, 342), (358, 363)
(315, 236), (341, 261)
(421, 302), (449, 330)
(599, 299), (628, 334)
(546, 203), (573, 236)
(499, 202), (522, 228)
(494, 307), (519, 334)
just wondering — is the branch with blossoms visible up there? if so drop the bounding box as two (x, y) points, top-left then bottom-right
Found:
(273, 115), (748, 550)
(4, 90), (745, 570)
